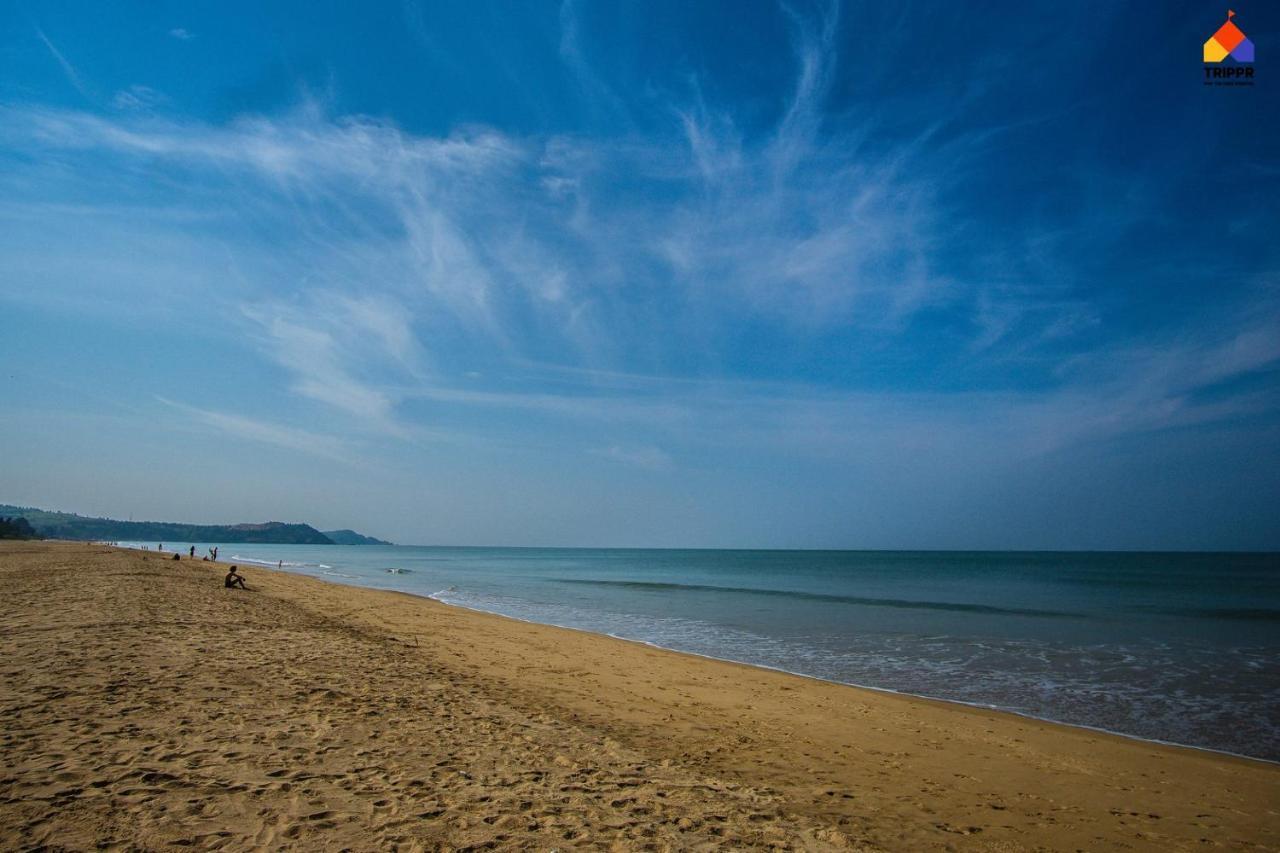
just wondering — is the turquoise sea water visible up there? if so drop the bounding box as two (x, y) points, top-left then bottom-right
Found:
(135, 544), (1280, 762)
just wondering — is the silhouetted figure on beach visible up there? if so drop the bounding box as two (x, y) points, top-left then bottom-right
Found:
(225, 566), (248, 590)
(189, 545), (195, 558)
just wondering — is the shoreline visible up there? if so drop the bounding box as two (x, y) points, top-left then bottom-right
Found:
(417, 584), (1280, 768)
(109, 538), (1280, 766)
(6, 540), (1278, 850)
(158, 539), (1275, 768)
(101, 539), (1280, 765)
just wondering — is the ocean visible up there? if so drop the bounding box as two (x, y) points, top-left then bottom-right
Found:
(131, 544), (1280, 762)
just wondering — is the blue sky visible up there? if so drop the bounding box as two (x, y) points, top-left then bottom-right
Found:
(1, 1), (1278, 548)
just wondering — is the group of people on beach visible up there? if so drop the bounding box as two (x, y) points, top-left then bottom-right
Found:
(182, 545), (248, 589)
(157, 542), (243, 589)
(153, 543), (217, 560)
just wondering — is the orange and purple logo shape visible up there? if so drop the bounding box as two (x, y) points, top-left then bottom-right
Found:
(1204, 10), (1254, 63)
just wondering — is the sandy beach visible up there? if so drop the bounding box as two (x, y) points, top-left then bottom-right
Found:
(1, 541), (1276, 851)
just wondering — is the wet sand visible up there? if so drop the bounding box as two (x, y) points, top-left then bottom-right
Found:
(1, 540), (1277, 851)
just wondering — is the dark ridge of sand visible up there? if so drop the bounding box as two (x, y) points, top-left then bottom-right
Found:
(1, 540), (1277, 851)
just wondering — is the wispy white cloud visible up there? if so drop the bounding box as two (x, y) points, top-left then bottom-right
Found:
(5, 91), (1275, 466)
(388, 307), (1280, 468)
(0, 30), (974, 356)
(558, 0), (629, 124)
(35, 27), (93, 101)
(241, 294), (422, 435)
(157, 397), (351, 462)
(3, 1), (1277, 488)
(769, 0), (839, 179)
(112, 85), (167, 111)
(2, 2), (1276, 549)
(6, 103), (519, 185)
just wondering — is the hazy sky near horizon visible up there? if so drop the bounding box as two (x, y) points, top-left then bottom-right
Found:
(1, 1), (1278, 549)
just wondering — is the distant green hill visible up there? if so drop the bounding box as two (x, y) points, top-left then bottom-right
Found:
(322, 529), (394, 546)
(0, 504), (337, 545)
(0, 516), (39, 540)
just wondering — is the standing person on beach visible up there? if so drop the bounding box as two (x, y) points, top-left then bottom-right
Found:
(189, 545), (195, 558)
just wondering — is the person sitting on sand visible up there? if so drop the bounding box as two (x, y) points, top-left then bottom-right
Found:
(224, 566), (248, 590)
